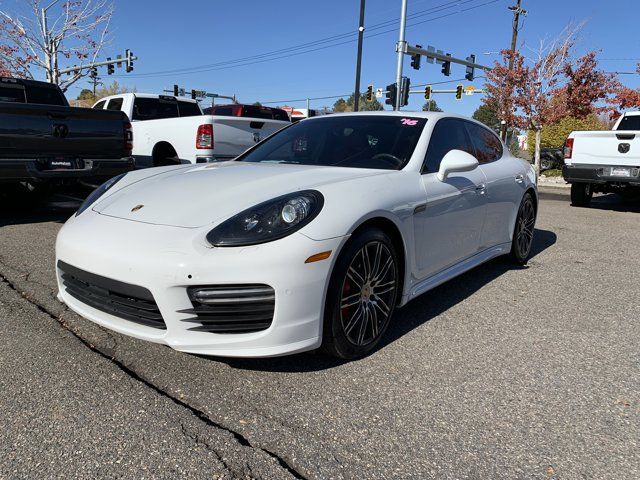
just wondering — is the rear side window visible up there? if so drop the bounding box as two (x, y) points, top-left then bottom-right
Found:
(106, 98), (124, 111)
(93, 100), (106, 109)
(132, 97), (179, 120)
(465, 122), (503, 163)
(177, 101), (201, 117)
(25, 85), (67, 105)
(423, 118), (475, 173)
(0, 85), (26, 103)
(616, 115), (640, 131)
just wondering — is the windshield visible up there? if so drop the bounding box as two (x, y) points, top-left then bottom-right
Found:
(238, 115), (427, 170)
(616, 115), (640, 131)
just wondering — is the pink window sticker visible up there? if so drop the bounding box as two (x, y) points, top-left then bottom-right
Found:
(400, 118), (418, 126)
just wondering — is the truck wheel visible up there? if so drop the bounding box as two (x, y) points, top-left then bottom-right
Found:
(571, 183), (593, 207)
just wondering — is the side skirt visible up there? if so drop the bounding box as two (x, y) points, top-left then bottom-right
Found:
(402, 242), (512, 305)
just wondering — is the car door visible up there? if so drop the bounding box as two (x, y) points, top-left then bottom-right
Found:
(414, 118), (488, 280)
(465, 121), (525, 249)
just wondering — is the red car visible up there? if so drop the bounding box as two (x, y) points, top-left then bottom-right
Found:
(203, 104), (290, 122)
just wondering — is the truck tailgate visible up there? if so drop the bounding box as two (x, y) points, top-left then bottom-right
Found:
(0, 103), (128, 159)
(209, 116), (289, 157)
(570, 130), (640, 166)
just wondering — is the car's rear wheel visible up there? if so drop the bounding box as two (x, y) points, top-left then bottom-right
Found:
(510, 192), (536, 265)
(321, 228), (399, 360)
(571, 182), (593, 207)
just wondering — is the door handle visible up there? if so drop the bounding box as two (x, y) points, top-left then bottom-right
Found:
(475, 183), (486, 194)
(515, 174), (524, 184)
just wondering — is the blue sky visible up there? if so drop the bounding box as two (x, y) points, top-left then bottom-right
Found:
(51, 0), (640, 114)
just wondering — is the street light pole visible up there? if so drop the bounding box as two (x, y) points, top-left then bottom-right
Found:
(394, 0), (408, 111)
(353, 0), (366, 112)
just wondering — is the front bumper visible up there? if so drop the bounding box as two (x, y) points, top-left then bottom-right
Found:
(0, 158), (135, 183)
(563, 164), (640, 185)
(55, 212), (346, 357)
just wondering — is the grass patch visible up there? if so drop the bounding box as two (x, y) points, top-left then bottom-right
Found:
(542, 168), (562, 177)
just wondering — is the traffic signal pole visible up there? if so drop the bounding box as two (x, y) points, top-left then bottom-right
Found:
(353, 0), (366, 112)
(394, 0), (408, 111)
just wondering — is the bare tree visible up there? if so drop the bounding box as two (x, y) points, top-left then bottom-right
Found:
(0, 0), (113, 91)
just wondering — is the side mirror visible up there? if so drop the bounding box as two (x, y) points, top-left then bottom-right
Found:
(437, 149), (479, 182)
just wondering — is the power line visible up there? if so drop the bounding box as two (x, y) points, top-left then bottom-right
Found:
(114, 0), (499, 79)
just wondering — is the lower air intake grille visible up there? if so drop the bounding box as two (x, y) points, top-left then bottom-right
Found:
(180, 285), (275, 334)
(58, 260), (166, 330)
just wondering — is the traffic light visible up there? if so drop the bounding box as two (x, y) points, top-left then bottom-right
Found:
(455, 84), (463, 100)
(385, 83), (397, 108)
(401, 77), (410, 106)
(424, 85), (432, 100)
(125, 49), (134, 72)
(173, 85), (179, 96)
(441, 53), (451, 76)
(89, 66), (97, 78)
(465, 54), (475, 81)
(410, 44), (422, 70)
(191, 89), (197, 100)
(365, 84), (373, 102)
(107, 58), (114, 75)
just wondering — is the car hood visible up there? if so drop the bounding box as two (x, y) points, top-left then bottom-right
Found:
(93, 161), (388, 228)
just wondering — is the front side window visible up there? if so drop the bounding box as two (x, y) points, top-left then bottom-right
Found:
(93, 100), (106, 110)
(465, 121), (503, 163)
(423, 118), (475, 174)
(239, 115), (427, 170)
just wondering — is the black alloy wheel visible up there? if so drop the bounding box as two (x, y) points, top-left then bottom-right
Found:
(511, 192), (536, 265)
(322, 228), (399, 360)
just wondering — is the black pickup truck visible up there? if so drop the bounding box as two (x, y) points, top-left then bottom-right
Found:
(0, 77), (134, 188)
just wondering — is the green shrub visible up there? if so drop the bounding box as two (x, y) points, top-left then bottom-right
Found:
(527, 115), (605, 152)
(542, 168), (562, 177)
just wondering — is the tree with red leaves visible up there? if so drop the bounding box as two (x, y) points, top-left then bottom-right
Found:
(0, 1), (113, 91)
(609, 63), (640, 112)
(484, 25), (616, 175)
(559, 51), (618, 118)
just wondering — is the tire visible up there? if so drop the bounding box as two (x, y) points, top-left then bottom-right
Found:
(321, 228), (400, 360)
(571, 183), (593, 207)
(540, 156), (554, 172)
(510, 192), (536, 265)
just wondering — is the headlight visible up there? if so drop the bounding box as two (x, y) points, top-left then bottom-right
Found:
(206, 190), (324, 247)
(76, 173), (126, 216)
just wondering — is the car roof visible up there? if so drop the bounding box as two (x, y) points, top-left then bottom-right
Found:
(300, 110), (463, 121)
(98, 92), (198, 103)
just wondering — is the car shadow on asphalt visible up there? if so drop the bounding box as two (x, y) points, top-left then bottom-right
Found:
(222, 228), (558, 373)
(585, 193), (640, 213)
(0, 190), (82, 227)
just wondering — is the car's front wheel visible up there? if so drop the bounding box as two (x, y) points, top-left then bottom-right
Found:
(322, 228), (399, 360)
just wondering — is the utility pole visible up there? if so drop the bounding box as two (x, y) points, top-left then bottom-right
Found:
(394, 0), (409, 111)
(501, 0), (527, 141)
(353, 0), (366, 112)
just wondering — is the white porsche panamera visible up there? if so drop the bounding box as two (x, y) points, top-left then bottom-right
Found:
(55, 112), (537, 359)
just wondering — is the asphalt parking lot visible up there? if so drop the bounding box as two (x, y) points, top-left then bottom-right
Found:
(0, 188), (638, 479)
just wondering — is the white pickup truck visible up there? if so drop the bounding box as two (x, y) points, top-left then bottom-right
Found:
(563, 111), (640, 206)
(92, 93), (290, 167)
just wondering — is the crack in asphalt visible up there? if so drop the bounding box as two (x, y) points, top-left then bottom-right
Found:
(0, 273), (307, 480)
